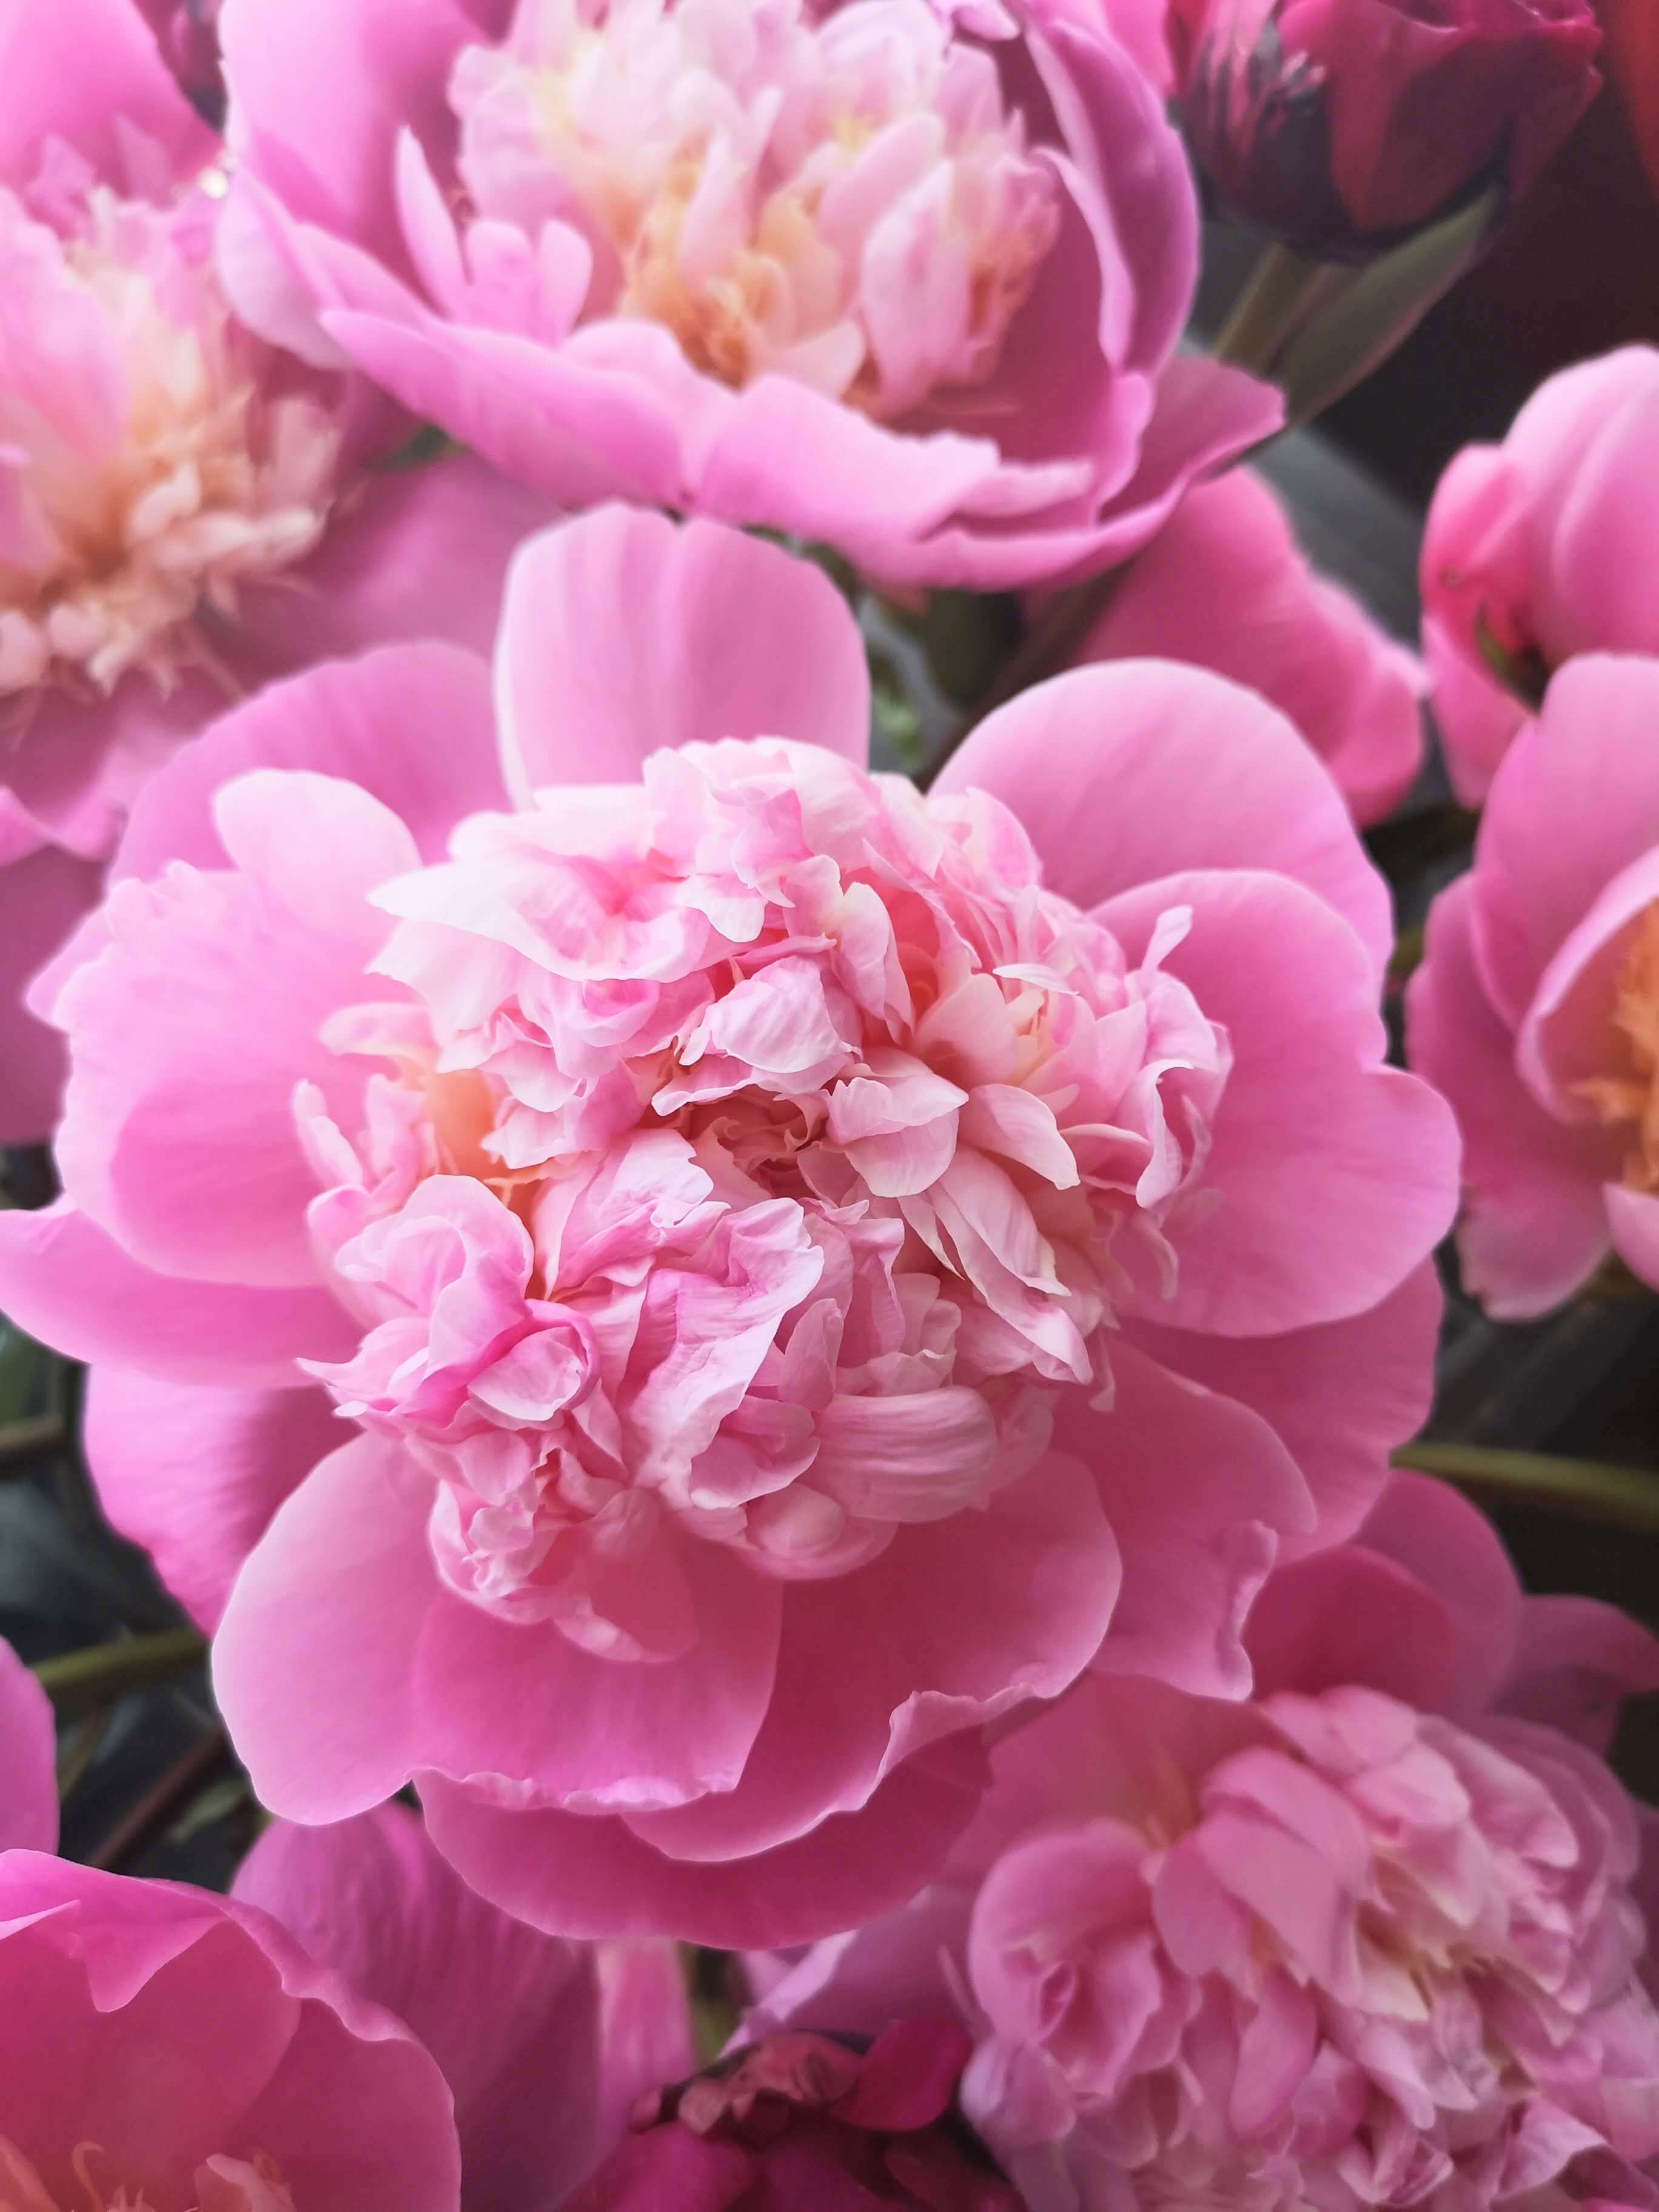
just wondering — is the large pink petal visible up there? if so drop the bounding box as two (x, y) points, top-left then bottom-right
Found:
(1061, 1341), (1314, 1700)
(0, 0), (213, 192)
(0, 1638), (56, 1854)
(420, 1730), (988, 1948)
(1423, 614), (1528, 810)
(1498, 1594), (1659, 1755)
(938, 661), (1392, 976)
(745, 1885), (975, 2044)
(0, 1199), (354, 1386)
(1355, 1470), (1525, 1720)
(235, 1805), (612, 2208)
(1244, 1545), (1460, 1713)
(1125, 1263), (1443, 1558)
(83, 1370), (340, 1632)
(596, 1942), (697, 2160)
(116, 643), (501, 880)
(1406, 874), (1612, 1318)
(496, 508), (870, 801)
(1104, 870), (1460, 1335)
(0, 841), (102, 1145)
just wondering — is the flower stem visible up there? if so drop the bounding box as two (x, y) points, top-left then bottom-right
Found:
(89, 1726), (231, 1874)
(1212, 243), (1351, 375)
(1393, 1442), (1659, 1535)
(33, 1627), (207, 1715)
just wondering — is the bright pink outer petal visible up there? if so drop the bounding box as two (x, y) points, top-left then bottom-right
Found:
(83, 1370), (340, 1633)
(743, 1885), (976, 2045)
(419, 1729), (989, 1949)
(1126, 1261), (1443, 1560)
(1474, 655), (1659, 1028)
(1073, 471), (1425, 828)
(618, 1448), (1119, 1865)
(1423, 613), (1529, 810)
(0, 1199), (355, 1386)
(1092, 0), (1175, 92)
(1354, 1470), (1525, 1720)
(496, 508), (871, 802)
(234, 1805), (611, 2208)
(1541, 371), (1659, 662)
(1102, 869), (1460, 1336)
(595, 1942), (697, 2160)
(936, 660), (1392, 977)
(1498, 1594), (1659, 1755)
(1242, 1545), (1460, 1714)
(0, 841), (102, 1145)
(1058, 1341), (1312, 1700)
(0, 1638), (56, 1854)
(116, 643), (503, 881)
(0, 0), (213, 192)
(214, 1434), (783, 1825)
(1607, 1182), (1659, 1293)
(1406, 875), (1612, 1319)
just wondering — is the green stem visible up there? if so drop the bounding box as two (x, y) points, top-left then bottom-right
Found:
(1213, 244), (1352, 375)
(34, 1628), (207, 1715)
(1393, 1443), (1659, 1537)
(0, 1412), (64, 1468)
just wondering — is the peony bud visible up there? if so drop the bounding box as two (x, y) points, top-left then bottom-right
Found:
(1171, 0), (1602, 260)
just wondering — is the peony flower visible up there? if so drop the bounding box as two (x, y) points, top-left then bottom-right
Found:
(569, 2019), (1023, 2210)
(233, 1803), (692, 2207)
(1422, 347), (1659, 806)
(0, 1849), (464, 2208)
(0, 1634), (58, 1852)
(1069, 468), (1424, 826)
(755, 1473), (1659, 2212)
(1407, 652), (1659, 1315)
(0, 0), (554, 1145)
(0, 504), (1456, 1946)
(209, 0), (1281, 592)
(1169, 0), (1601, 261)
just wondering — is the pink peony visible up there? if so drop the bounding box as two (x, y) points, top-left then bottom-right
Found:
(1407, 652), (1659, 1315)
(209, 0), (1281, 592)
(0, 1849), (464, 2208)
(0, 1633), (58, 1852)
(0, 504), (1456, 1946)
(756, 1474), (1659, 2212)
(1422, 348), (1659, 806)
(570, 2019), (1023, 2210)
(1070, 469), (1425, 826)
(0, 0), (553, 1144)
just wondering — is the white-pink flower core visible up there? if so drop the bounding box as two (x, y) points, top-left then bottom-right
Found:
(0, 2139), (295, 2212)
(0, 181), (343, 704)
(300, 740), (1228, 1654)
(450, 0), (1062, 417)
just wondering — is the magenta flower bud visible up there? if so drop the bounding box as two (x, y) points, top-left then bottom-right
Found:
(1171, 0), (1603, 260)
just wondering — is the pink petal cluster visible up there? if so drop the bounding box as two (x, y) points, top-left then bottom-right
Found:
(0, 0), (552, 1145)
(756, 1476), (1659, 2212)
(1407, 654), (1659, 1315)
(0, 505), (1456, 1948)
(1070, 469), (1424, 826)
(1421, 348), (1659, 805)
(571, 2018), (1022, 2210)
(210, 0), (1281, 589)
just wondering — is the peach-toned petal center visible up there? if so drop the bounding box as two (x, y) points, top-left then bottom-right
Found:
(1575, 900), (1659, 1190)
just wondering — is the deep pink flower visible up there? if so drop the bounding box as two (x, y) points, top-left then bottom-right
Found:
(208, 0), (1281, 593)
(0, 1634), (57, 1852)
(1423, 347), (1659, 805)
(571, 2019), (1023, 2210)
(1169, 0), (1600, 260)
(0, 505), (1455, 1946)
(1071, 468), (1424, 825)
(1406, 653), (1659, 1315)
(0, 0), (553, 1145)
(0, 1849), (463, 2208)
(756, 1474), (1659, 2212)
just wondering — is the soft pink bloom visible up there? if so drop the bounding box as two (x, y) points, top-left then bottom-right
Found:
(0, 1634), (57, 1852)
(756, 1474), (1659, 2212)
(570, 2019), (1022, 2210)
(209, 0), (1281, 592)
(1071, 469), (1424, 826)
(1406, 652), (1659, 1315)
(0, 505), (1455, 1945)
(0, 1849), (463, 2208)
(1422, 348), (1659, 806)
(234, 1803), (691, 2206)
(0, 0), (552, 1144)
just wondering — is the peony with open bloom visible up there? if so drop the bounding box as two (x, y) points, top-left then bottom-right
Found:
(1407, 652), (1659, 1315)
(0, 0), (553, 1145)
(1070, 468), (1424, 826)
(0, 504), (1456, 1946)
(569, 2018), (1023, 2209)
(206, 0), (1282, 594)
(1422, 347), (1659, 806)
(754, 1472), (1659, 2212)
